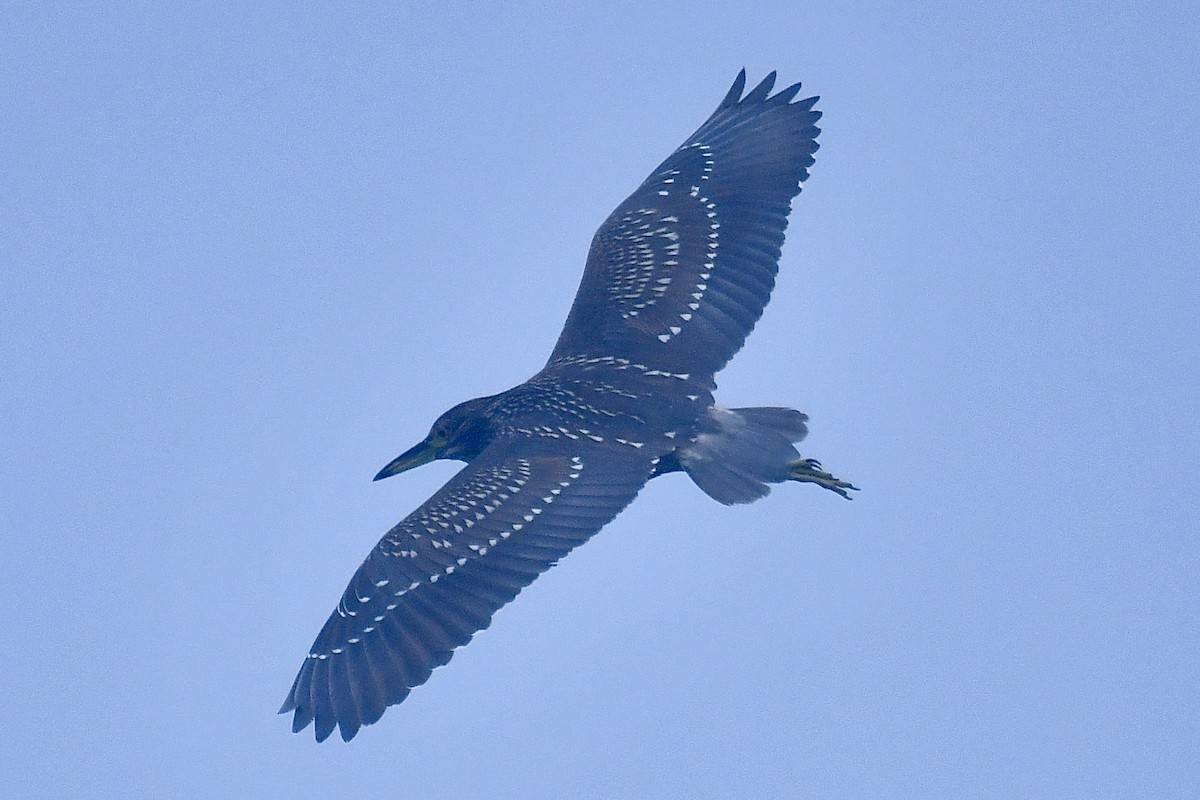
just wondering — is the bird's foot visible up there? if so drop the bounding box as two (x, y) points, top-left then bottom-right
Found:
(788, 458), (858, 499)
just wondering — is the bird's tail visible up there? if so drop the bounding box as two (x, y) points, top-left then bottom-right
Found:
(677, 406), (808, 505)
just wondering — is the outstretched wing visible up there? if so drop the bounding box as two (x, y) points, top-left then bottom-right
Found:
(550, 70), (821, 378)
(280, 438), (656, 742)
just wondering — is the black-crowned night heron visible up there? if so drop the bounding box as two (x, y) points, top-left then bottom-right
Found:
(281, 70), (855, 742)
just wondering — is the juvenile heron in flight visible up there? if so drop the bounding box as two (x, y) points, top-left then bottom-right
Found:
(282, 70), (855, 742)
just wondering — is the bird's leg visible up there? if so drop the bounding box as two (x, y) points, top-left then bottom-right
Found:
(788, 458), (858, 499)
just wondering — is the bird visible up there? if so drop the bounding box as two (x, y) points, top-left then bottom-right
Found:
(281, 69), (856, 742)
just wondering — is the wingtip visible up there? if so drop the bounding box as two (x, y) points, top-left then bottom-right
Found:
(743, 71), (777, 104)
(720, 68), (747, 108)
(282, 701), (362, 742)
(797, 94), (820, 113)
(771, 81), (804, 106)
(314, 716), (337, 743)
(338, 720), (361, 742)
(723, 70), (804, 109)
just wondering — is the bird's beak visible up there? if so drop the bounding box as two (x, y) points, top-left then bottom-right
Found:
(373, 439), (438, 481)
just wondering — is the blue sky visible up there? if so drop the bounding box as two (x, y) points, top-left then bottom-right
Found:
(3, 3), (1197, 797)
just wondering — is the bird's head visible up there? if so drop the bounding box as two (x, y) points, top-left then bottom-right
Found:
(373, 395), (497, 481)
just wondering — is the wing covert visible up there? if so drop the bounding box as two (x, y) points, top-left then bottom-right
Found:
(280, 437), (656, 742)
(550, 70), (821, 377)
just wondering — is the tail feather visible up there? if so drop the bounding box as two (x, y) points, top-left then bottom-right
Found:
(677, 406), (807, 505)
(728, 406), (808, 442)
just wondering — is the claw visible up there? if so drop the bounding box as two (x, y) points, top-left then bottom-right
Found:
(788, 458), (858, 499)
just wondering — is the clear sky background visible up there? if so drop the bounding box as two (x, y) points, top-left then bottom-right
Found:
(3, 3), (1197, 798)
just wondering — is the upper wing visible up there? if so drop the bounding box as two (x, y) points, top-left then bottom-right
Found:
(280, 438), (656, 742)
(549, 71), (821, 377)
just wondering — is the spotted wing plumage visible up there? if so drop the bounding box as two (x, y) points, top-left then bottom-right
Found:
(550, 70), (821, 378)
(280, 439), (656, 742)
